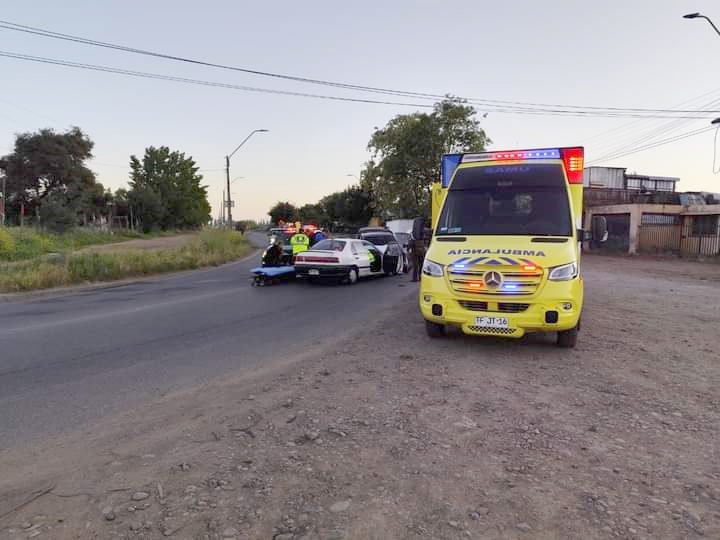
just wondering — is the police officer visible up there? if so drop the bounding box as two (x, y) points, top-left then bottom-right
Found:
(290, 224), (310, 258)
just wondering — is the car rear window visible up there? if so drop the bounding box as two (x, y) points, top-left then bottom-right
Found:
(363, 233), (394, 246)
(313, 239), (346, 251)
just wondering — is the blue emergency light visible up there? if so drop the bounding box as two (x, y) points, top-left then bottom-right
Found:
(440, 153), (462, 188)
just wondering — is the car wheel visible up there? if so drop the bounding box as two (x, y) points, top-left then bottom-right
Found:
(425, 320), (445, 338)
(556, 327), (578, 348)
(346, 267), (359, 285)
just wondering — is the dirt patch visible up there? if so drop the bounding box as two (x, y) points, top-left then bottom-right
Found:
(0, 255), (719, 539)
(77, 234), (198, 254)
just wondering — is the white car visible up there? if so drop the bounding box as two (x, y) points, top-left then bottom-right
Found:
(294, 238), (402, 284)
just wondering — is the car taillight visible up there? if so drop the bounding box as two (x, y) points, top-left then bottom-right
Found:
(560, 147), (584, 184)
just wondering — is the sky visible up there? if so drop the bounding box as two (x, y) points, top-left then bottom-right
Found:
(1, 0), (719, 221)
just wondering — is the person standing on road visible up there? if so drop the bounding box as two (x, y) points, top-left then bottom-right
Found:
(312, 228), (327, 245)
(410, 218), (429, 282)
(290, 224), (310, 259)
(409, 232), (426, 282)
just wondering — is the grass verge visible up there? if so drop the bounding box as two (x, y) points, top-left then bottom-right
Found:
(0, 227), (182, 262)
(0, 229), (252, 293)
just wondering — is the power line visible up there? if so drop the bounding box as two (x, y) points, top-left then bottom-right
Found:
(583, 87), (720, 145)
(0, 50), (434, 108)
(1, 49), (718, 120)
(587, 126), (714, 165)
(582, 90), (720, 166)
(588, 96), (720, 157)
(1, 19), (720, 117)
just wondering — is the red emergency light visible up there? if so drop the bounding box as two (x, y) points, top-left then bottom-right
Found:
(560, 147), (584, 184)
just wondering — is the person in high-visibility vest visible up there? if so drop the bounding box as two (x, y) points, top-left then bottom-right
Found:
(290, 226), (310, 257)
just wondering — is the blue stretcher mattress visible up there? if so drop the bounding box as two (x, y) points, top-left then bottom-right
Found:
(250, 265), (295, 277)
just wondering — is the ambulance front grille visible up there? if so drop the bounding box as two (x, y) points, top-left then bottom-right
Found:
(449, 270), (542, 296)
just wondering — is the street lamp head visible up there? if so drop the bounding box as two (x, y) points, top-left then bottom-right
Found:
(257, 129), (269, 133)
(711, 117), (720, 125)
(683, 12), (701, 19)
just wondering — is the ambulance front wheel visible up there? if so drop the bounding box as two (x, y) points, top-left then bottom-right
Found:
(556, 326), (578, 348)
(425, 320), (445, 338)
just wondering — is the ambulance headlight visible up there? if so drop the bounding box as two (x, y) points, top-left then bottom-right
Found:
(422, 259), (444, 277)
(548, 262), (578, 281)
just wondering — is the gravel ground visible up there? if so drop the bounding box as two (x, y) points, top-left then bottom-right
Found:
(0, 255), (718, 540)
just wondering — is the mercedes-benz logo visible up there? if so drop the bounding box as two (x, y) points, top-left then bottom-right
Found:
(484, 270), (503, 288)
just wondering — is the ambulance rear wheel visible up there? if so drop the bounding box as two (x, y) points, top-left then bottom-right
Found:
(425, 320), (445, 338)
(556, 327), (578, 348)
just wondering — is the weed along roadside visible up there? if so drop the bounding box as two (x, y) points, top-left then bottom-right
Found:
(0, 227), (152, 261)
(0, 229), (251, 293)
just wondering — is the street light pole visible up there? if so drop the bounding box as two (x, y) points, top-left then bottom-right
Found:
(684, 12), (720, 37)
(225, 129), (268, 225)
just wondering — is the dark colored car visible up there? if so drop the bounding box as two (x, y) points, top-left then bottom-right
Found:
(357, 227), (408, 274)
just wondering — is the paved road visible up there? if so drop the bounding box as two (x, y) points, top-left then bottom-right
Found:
(0, 233), (415, 450)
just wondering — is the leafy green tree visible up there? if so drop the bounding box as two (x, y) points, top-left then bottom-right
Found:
(129, 146), (210, 230)
(298, 203), (326, 225)
(268, 201), (298, 225)
(365, 97), (490, 219)
(0, 127), (97, 228)
(113, 188), (130, 219)
(319, 185), (372, 231)
(129, 187), (163, 233)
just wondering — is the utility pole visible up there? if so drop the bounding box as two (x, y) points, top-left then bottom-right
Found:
(224, 129), (268, 228)
(225, 155), (232, 225)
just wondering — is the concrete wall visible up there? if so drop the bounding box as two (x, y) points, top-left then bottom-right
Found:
(584, 204), (720, 256)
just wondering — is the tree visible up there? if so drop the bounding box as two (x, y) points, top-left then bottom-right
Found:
(365, 97), (490, 219)
(319, 185), (372, 231)
(268, 201), (298, 225)
(298, 203), (326, 225)
(128, 146), (210, 231)
(0, 127), (98, 229)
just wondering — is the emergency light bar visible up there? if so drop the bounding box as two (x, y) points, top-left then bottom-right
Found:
(440, 146), (584, 187)
(461, 148), (561, 162)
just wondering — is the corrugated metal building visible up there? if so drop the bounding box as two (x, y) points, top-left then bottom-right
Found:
(583, 167), (625, 189)
(582, 167), (679, 192)
(625, 174), (678, 192)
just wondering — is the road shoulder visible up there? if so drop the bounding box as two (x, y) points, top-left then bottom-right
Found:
(1, 257), (719, 539)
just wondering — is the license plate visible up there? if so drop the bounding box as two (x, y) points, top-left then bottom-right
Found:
(475, 316), (509, 328)
(308, 269), (320, 276)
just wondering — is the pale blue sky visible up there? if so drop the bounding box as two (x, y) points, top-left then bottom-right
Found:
(1, 0), (719, 220)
